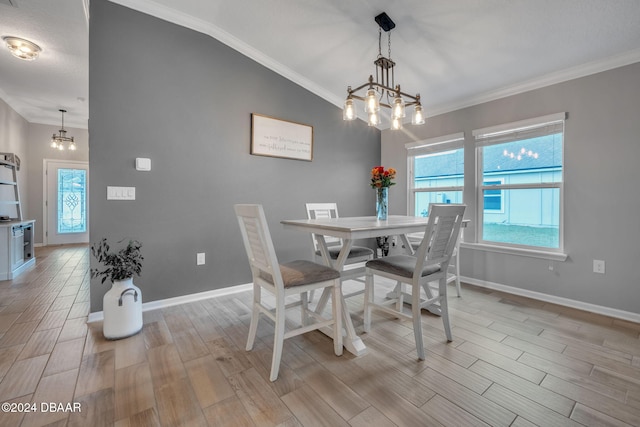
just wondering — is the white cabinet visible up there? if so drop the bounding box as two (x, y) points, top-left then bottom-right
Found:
(0, 153), (35, 280)
(0, 220), (35, 280)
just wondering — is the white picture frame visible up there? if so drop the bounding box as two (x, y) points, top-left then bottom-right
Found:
(250, 114), (313, 161)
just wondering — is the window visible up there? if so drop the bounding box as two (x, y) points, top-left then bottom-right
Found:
(483, 179), (503, 211)
(407, 133), (464, 217)
(473, 113), (565, 251)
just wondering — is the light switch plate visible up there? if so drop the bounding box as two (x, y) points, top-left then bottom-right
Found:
(136, 158), (151, 171)
(197, 253), (205, 265)
(107, 186), (136, 200)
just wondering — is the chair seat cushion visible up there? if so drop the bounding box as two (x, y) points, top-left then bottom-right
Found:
(260, 260), (341, 288)
(366, 255), (441, 279)
(315, 245), (374, 260)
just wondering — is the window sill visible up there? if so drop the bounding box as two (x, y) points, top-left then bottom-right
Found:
(460, 242), (568, 262)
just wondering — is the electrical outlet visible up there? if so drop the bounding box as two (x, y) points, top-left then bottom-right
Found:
(593, 260), (605, 274)
(197, 253), (205, 265)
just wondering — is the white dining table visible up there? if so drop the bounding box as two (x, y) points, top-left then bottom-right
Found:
(281, 215), (433, 356)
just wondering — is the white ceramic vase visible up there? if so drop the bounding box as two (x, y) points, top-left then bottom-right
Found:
(102, 277), (143, 340)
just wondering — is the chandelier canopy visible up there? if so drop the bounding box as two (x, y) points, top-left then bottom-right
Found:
(343, 12), (425, 130)
(51, 109), (76, 151)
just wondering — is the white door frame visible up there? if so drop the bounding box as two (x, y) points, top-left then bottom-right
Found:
(43, 159), (90, 246)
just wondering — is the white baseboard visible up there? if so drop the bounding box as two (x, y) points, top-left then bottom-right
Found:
(460, 276), (640, 324)
(87, 282), (253, 323)
(87, 277), (640, 325)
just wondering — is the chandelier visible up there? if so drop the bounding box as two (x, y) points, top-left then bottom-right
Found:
(50, 109), (76, 151)
(343, 12), (425, 130)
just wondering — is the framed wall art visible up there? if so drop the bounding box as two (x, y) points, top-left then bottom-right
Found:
(251, 114), (313, 161)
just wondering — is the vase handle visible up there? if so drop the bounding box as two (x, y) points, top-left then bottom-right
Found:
(118, 288), (138, 306)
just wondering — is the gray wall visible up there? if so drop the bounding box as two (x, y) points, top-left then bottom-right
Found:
(382, 62), (640, 315)
(26, 123), (89, 243)
(89, 0), (380, 312)
(0, 99), (29, 218)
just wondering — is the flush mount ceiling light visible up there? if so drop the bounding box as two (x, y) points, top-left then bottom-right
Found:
(2, 36), (42, 61)
(343, 12), (425, 130)
(51, 109), (76, 151)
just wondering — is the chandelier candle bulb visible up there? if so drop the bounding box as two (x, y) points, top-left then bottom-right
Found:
(368, 112), (380, 127)
(364, 88), (380, 113)
(392, 97), (405, 119)
(412, 103), (425, 125)
(391, 116), (403, 130)
(343, 96), (357, 120)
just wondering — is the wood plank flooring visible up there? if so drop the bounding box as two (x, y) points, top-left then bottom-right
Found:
(1, 244), (640, 426)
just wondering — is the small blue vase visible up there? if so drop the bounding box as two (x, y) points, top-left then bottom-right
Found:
(376, 187), (388, 220)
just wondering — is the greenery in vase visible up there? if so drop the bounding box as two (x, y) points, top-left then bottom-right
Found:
(370, 166), (397, 188)
(91, 238), (143, 284)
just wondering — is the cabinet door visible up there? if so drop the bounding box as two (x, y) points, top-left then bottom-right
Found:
(0, 227), (8, 277)
(10, 228), (24, 270)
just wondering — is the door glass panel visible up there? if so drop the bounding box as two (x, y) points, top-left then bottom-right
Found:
(57, 168), (87, 233)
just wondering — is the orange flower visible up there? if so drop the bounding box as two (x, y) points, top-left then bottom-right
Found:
(370, 166), (396, 188)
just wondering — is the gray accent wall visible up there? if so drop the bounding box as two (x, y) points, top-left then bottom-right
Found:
(89, 0), (380, 312)
(382, 61), (640, 315)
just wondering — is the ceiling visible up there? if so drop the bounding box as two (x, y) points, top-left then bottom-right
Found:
(1, 0), (640, 130)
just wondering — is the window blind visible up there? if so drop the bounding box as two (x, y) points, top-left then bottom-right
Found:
(405, 132), (465, 156)
(473, 113), (566, 147)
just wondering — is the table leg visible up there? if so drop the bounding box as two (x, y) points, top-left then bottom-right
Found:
(315, 287), (367, 356)
(313, 236), (367, 356)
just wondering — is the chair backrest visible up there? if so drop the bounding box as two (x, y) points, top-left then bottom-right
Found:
(305, 203), (342, 250)
(234, 204), (284, 289)
(414, 204), (466, 277)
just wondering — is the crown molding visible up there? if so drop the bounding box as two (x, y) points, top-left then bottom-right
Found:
(427, 48), (640, 118)
(82, 0), (90, 28)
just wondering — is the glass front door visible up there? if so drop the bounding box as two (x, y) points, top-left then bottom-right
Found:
(45, 160), (89, 245)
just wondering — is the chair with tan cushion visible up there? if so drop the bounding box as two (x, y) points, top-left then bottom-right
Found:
(305, 203), (375, 301)
(235, 204), (342, 381)
(364, 204), (466, 360)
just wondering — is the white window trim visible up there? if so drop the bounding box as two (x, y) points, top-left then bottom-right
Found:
(406, 132), (465, 216)
(461, 242), (568, 261)
(474, 113), (566, 254)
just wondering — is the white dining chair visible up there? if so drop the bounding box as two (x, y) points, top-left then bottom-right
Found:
(364, 204), (466, 360)
(305, 203), (375, 299)
(234, 204), (342, 381)
(407, 204), (464, 297)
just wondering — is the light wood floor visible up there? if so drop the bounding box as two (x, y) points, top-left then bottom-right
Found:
(1, 245), (640, 426)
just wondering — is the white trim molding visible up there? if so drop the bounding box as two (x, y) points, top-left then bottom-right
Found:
(87, 282), (253, 323)
(462, 242), (568, 262)
(461, 276), (640, 324)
